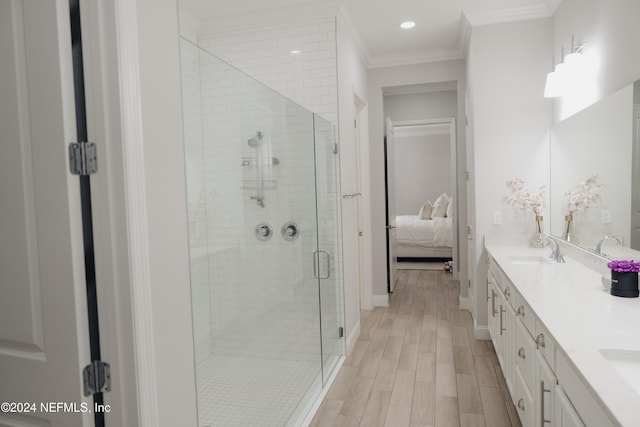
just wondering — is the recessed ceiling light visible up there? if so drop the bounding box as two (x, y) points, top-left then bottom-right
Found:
(400, 21), (416, 29)
(290, 50), (302, 56)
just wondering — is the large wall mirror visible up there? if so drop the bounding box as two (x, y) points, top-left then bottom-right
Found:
(550, 80), (640, 258)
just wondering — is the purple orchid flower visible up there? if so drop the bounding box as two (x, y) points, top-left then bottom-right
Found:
(608, 260), (640, 273)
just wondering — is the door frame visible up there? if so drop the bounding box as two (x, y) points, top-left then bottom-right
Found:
(384, 118), (459, 281)
(109, 0), (198, 425)
(354, 95), (372, 310)
(78, 0), (198, 425)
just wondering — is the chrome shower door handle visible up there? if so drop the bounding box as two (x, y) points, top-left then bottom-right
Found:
(313, 250), (319, 279)
(312, 250), (331, 279)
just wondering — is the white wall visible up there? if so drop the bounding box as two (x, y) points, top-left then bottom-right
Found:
(336, 15), (370, 346)
(467, 18), (552, 332)
(552, 0), (640, 121)
(384, 90), (457, 121)
(394, 133), (452, 215)
(367, 60), (467, 299)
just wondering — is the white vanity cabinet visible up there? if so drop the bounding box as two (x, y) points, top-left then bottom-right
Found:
(487, 262), (515, 396)
(486, 255), (616, 427)
(514, 318), (536, 426)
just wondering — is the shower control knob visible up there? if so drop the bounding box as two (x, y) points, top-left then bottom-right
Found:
(255, 222), (273, 241)
(281, 221), (300, 241)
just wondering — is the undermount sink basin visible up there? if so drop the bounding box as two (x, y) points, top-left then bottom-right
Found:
(599, 349), (640, 395)
(508, 255), (552, 265)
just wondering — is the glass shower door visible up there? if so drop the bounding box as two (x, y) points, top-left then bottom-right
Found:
(180, 37), (345, 427)
(313, 114), (344, 382)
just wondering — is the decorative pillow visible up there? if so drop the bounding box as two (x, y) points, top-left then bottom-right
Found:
(418, 201), (432, 220)
(432, 193), (449, 217)
(446, 196), (453, 217)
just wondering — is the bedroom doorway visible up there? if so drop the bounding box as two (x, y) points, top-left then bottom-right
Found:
(384, 118), (458, 291)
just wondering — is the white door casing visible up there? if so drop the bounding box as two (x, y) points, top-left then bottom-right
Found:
(385, 117), (398, 292)
(0, 1), (92, 425)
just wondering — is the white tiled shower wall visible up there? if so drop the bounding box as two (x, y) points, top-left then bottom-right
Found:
(198, 17), (338, 125)
(180, 15), (343, 366)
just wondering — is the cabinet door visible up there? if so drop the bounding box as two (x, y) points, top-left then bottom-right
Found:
(555, 386), (585, 427)
(515, 367), (535, 427)
(498, 290), (516, 397)
(536, 351), (556, 427)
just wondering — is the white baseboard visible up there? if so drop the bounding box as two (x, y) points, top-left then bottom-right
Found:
(458, 295), (471, 311)
(373, 294), (389, 307)
(474, 325), (490, 340)
(346, 319), (361, 356)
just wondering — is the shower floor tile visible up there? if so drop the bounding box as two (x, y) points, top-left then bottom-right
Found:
(196, 355), (320, 427)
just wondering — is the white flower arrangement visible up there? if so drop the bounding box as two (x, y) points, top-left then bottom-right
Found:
(504, 177), (546, 215)
(565, 174), (605, 214)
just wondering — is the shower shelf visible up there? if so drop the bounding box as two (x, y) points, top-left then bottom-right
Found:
(241, 157), (279, 167)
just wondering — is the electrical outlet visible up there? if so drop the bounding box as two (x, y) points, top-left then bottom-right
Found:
(492, 211), (503, 225)
(601, 209), (612, 224)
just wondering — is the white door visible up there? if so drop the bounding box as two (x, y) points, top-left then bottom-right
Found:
(0, 1), (91, 425)
(354, 101), (366, 308)
(386, 117), (398, 292)
(631, 105), (640, 250)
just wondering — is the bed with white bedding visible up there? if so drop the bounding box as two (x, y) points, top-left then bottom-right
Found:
(394, 215), (453, 259)
(393, 192), (453, 260)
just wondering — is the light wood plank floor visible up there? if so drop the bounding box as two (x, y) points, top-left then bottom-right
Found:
(310, 269), (522, 427)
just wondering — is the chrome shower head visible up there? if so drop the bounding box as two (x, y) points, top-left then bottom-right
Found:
(247, 131), (263, 147)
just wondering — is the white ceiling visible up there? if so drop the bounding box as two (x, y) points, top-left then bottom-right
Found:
(179, 0), (561, 67)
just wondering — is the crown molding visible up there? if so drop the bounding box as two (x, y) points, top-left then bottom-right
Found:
(464, 3), (553, 27)
(546, 0), (564, 15)
(368, 49), (465, 69)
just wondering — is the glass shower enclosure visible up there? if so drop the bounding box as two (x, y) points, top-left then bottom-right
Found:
(180, 38), (344, 426)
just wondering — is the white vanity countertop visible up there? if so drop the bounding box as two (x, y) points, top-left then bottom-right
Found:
(485, 236), (640, 427)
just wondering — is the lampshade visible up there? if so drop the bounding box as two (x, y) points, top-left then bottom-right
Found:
(544, 62), (567, 98)
(544, 70), (561, 98)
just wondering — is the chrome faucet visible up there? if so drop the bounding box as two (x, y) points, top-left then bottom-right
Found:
(594, 234), (623, 256)
(539, 235), (566, 263)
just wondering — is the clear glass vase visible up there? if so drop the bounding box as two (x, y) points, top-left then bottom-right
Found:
(562, 214), (579, 244)
(529, 215), (545, 247)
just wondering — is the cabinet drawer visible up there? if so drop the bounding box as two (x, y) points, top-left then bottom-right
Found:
(514, 291), (535, 336)
(515, 367), (535, 427)
(515, 318), (536, 391)
(534, 318), (555, 369)
(488, 256), (508, 292)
